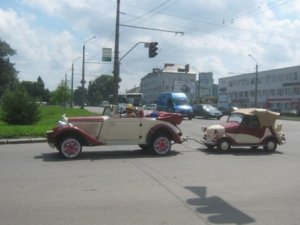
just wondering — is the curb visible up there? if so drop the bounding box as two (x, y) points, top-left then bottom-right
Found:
(0, 138), (47, 145)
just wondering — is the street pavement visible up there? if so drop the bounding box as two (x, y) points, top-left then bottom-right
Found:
(1, 112), (300, 225)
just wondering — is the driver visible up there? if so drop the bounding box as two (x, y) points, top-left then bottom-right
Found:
(123, 104), (137, 118)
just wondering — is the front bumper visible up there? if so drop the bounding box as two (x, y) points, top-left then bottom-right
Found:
(279, 134), (286, 145)
(46, 130), (55, 148)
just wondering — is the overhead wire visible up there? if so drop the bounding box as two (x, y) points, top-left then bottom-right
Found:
(123, 0), (299, 46)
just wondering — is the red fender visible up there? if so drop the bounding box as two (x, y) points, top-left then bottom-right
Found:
(48, 126), (104, 146)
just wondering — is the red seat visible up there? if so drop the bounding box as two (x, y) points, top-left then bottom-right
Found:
(137, 110), (144, 118)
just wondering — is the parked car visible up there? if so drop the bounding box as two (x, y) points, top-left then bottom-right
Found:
(200, 108), (286, 152)
(144, 104), (157, 110)
(193, 104), (222, 119)
(47, 105), (184, 159)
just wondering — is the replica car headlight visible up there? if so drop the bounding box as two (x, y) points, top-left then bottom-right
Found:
(57, 120), (67, 127)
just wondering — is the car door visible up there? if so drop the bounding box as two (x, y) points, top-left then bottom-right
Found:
(101, 117), (142, 145)
(234, 115), (265, 144)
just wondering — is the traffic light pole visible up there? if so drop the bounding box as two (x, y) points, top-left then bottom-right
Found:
(113, 0), (120, 105)
(119, 42), (148, 62)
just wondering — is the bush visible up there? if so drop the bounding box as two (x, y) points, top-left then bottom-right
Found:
(0, 88), (40, 125)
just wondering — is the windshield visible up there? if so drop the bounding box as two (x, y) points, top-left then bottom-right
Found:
(203, 105), (217, 111)
(227, 113), (244, 123)
(173, 98), (189, 105)
(102, 105), (118, 116)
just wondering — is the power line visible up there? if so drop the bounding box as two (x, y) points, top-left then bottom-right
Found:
(120, 24), (184, 35)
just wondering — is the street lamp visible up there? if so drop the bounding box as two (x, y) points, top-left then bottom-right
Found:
(81, 36), (96, 108)
(248, 54), (258, 107)
(71, 56), (81, 108)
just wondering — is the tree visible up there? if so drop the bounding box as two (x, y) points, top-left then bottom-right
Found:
(87, 75), (114, 106)
(50, 81), (71, 106)
(1, 87), (40, 125)
(73, 86), (88, 106)
(0, 39), (18, 98)
(20, 76), (50, 102)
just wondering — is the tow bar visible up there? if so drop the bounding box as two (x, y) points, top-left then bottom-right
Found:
(183, 136), (205, 145)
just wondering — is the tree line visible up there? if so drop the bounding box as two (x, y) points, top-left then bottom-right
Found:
(0, 39), (114, 124)
(0, 39), (114, 105)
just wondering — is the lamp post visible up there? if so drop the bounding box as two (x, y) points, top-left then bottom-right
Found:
(248, 54), (258, 107)
(81, 36), (96, 108)
(71, 56), (81, 108)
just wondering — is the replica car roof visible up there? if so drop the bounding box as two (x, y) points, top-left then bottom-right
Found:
(233, 108), (280, 127)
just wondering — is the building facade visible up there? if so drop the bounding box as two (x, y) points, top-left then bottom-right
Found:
(195, 72), (215, 100)
(218, 65), (300, 112)
(140, 64), (196, 103)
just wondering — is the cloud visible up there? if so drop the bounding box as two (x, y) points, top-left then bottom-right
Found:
(1, 0), (300, 92)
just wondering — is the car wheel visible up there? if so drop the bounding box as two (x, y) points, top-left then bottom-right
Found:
(217, 139), (231, 152)
(59, 136), (82, 159)
(151, 135), (171, 155)
(263, 139), (277, 152)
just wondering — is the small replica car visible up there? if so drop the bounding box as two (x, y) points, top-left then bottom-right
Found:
(200, 108), (286, 152)
(47, 105), (184, 159)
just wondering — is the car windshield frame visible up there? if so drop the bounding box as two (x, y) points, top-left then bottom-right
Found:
(227, 113), (244, 124)
(102, 105), (119, 116)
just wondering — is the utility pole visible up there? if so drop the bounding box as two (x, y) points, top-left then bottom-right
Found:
(113, 0), (120, 105)
(248, 54), (258, 107)
(81, 43), (86, 109)
(81, 36), (96, 109)
(64, 73), (67, 110)
(71, 57), (80, 108)
(255, 63), (258, 107)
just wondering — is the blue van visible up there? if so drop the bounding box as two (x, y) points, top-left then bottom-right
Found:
(156, 92), (193, 120)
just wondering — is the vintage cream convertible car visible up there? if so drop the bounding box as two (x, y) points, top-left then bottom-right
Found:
(200, 108), (286, 152)
(47, 105), (184, 159)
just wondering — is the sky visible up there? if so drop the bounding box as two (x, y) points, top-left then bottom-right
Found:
(1, 0), (300, 93)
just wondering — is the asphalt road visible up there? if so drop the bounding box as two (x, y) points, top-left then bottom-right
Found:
(0, 114), (299, 225)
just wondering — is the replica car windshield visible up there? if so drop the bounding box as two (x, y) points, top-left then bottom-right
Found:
(227, 113), (243, 123)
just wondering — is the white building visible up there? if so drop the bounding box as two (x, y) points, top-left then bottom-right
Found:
(140, 63), (196, 103)
(195, 72), (214, 99)
(218, 65), (300, 112)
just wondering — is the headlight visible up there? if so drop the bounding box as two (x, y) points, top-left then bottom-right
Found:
(57, 120), (67, 127)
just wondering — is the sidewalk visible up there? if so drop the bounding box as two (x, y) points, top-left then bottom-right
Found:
(0, 137), (47, 145)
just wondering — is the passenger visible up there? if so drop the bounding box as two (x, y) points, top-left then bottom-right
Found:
(123, 104), (137, 118)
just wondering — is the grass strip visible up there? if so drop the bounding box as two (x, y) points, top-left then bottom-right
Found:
(0, 105), (99, 138)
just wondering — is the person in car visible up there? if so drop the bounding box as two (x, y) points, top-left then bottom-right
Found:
(123, 104), (137, 118)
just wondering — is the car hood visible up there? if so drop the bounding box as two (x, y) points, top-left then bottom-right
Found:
(67, 116), (104, 123)
(207, 122), (239, 133)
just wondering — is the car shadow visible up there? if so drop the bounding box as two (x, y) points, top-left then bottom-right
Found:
(34, 149), (181, 162)
(198, 147), (284, 156)
(185, 186), (255, 224)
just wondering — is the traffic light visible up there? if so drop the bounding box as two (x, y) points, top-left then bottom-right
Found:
(148, 42), (158, 58)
